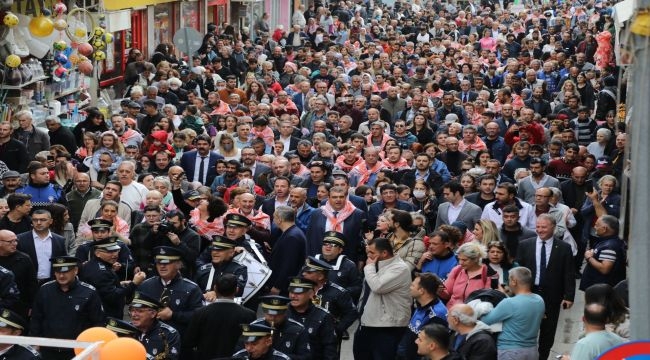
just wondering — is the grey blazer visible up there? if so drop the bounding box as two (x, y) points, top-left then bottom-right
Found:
(435, 200), (483, 230)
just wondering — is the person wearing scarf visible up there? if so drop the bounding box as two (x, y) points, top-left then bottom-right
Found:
(335, 145), (364, 173)
(382, 146), (410, 171)
(366, 121), (393, 150)
(349, 147), (386, 187)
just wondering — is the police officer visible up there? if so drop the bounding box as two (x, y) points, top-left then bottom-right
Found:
(287, 277), (338, 360)
(105, 317), (140, 338)
(75, 219), (134, 280)
(195, 236), (247, 301)
(196, 214), (266, 266)
(233, 322), (291, 360)
(0, 265), (20, 313)
(129, 291), (181, 360)
(0, 308), (40, 359)
(301, 256), (356, 342)
(315, 231), (362, 301)
(30, 256), (104, 360)
(137, 247), (203, 338)
(249, 295), (311, 360)
(80, 237), (147, 318)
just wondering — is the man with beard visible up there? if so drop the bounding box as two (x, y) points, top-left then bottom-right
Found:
(239, 146), (272, 182)
(260, 177), (291, 218)
(0, 171), (23, 198)
(436, 137), (469, 179)
(138, 246), (203, 339)
(380, 87), (407, 123)
(151, 151), (174, 176)
(196, 235), (247, 300)
(465, 174), (497, 210)
(80, 237), (146, 318)
(287, 277), (338, 360)
(129, 291), (181, 360)
(30, 256), (104, 360)
(401, 153), (445, 197)
(206, 91), (231, 115)
(547, 143), (582, 181)
(112, 115), (143, 148)
(517, 158), (561, 204)
(524, 87), (552, 118)
(45, 115), (76, 155)
(78, 180), (132, 229)
(482, 182), (536, 231)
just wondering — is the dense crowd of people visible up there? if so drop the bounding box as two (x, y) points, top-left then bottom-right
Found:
(0, 0), (632, 359)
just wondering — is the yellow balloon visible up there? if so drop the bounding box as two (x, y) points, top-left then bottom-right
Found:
(3, 13), (19, 28)
(5, 55), (21, 68)
(53, 18), (67, 31)
(29, 16), (55, 37)
(93, 50), (106, 61)
(103, 33), (113, 44)
(74, 27), (86, 38)
(69, 54), (80, 65)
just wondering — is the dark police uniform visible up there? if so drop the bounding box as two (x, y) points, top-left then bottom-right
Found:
(80, 238), (138, 319)
(287, 278), (338, 360)
(0, 265), (20, 311)
(75, 219), (134, 279)
(251, 296), (311, 360)
(129, 292), (181, 360)
(0, 308), (40, 359)
(315, 231), (362, 300)
(194, 236), (247, 297)
(233, 323), (291, 360)
(106, 317), (140, 338)
(303, 257), (357, 337)
(30, 257), (104, 360)
(0, 250), (37, 318)
(137, 247), (203, 336)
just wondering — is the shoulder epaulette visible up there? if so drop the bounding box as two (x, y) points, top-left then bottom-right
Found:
(78, 281), (96, 290)
(273, 350), (291, 360)
(159, 322), (178, 333)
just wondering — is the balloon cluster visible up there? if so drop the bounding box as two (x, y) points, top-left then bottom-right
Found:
(75, 327), (147, 360)
(88, 18), (114, 63)
(3, 13), (21, 70)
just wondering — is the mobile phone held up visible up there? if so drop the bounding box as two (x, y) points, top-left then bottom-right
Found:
(585, 179), (594, 193)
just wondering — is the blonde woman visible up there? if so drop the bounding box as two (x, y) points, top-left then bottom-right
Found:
(472, 219), (500, 248)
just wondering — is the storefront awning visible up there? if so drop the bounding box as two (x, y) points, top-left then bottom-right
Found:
(104, 0), (175, 11)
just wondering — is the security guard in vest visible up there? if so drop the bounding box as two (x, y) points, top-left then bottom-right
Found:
(75, 219), (134, 280)
(80, 237), (147, 318)
(248, 295), (311, 360)
(301, 256), (357, 342)
(233, 322), (291, 360)
(0, 308), (40, 359)
(30, 256), (104, 360)
(129, 291), (181, 360)
(137, 246), (203, 338)
(195, 235), (248, 302)
(315, 231), (362, 301)
(287, 277), (338, 360)
(105, 317), (140, 338)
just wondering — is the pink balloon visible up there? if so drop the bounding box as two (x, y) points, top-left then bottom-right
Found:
(78, 43), (93, 56)
(78, 60), (93, 75)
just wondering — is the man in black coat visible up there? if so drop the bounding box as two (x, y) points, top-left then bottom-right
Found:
(45, 116), (77, 155)
(0, 230), (37, 318)
(185, 274), (256, 360)
(0, 308), (40, 359)
(515, 214), (575, 360)
(267, 206), (307, 296)
(448, 303), (497, 360)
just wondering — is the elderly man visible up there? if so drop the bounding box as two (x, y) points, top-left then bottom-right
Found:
(12, 110), (50, 161)
(116, 161), (149, 210)
(289, 187), (315, 234)
(111, 114), (143, 148)
(448, 304), (497, 360)
(266, 206), (306, 296)
(0, 122), (28, 173)
(349, 147), (385, 188)
(579, 215), (626, 291)
(45, 115), (76, 155)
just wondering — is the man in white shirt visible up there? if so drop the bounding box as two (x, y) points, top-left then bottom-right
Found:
(16, 209), (67, 285)
(481, 182), (536, 230)
(116, 161), (148, 210)
(436, 182), (482, 231)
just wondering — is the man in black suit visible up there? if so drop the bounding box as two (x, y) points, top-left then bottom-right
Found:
(458, 80), (479, 104)
(260, 176), (291, 218)
(516, 214), (575, 360)
(306, 186), (365, 263)
(17, 209), (67, 285)
(330, 171), (367, 212)
(275, 120), (301, 154)
(266, 206), (307, 296)
(0, 230), (37, 318)
(179, 134), (224, 186)
(524, 86), (552, 119)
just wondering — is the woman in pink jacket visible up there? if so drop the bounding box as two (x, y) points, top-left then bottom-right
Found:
(439, 242), (498, 309)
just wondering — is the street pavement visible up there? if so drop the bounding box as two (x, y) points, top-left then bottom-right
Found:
(340, 279), (586, 359)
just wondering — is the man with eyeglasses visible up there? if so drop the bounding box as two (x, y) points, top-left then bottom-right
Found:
(0, 230), (37, 318)
(16, 209), (67, 286)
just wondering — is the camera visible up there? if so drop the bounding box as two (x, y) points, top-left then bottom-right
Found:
(157, 220), (174, 235)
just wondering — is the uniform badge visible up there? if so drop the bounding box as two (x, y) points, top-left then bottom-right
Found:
(175, 299), (180, 305)
(285, 341), (291, 348)
(308, 328), (313, 334)
(153, 349), (157, 355)
(337, 271), (342, 277)
(75, 305), (80, 311)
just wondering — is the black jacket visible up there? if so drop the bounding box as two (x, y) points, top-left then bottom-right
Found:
(80, 256), (138, 318)
(48, 125), (78, 155)
(0, 251), (36, 318)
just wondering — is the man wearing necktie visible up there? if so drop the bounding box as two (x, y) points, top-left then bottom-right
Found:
(179, 134), (224, 186)
(515, 214), (575, 360)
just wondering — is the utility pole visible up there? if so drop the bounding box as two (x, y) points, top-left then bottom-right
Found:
(628, 8), (650, 339)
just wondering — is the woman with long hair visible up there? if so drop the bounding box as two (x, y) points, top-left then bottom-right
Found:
(410, 113), (435, 145)
(215, 133), (241, 161)
(157, 117), (176, 143)
(72, 108), (109, 146)
(74, 132), (100, 171)
(47, 203), (76, 255)
(483, 241), (516, 285)
(77, 201), (130, 243)
(472, 219), (500, 247)
(189, 195), (229, 239)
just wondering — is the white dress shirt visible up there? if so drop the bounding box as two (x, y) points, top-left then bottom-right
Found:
(33, 230), (53, 280)
(193, 153), (209, 183)
(534, 236), (554, 286)
(447, 199), (466, 224)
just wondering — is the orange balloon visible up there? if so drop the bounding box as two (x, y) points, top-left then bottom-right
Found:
(100, 337), (147, 360)
(75, 327), (118, 355)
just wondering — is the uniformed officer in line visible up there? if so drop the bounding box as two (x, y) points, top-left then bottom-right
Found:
(0, 308), (40, 359)
(129, 291), (181, 360)
(196, 213), (267, 267)
(287, 277), (338, 360)
(105, 317), (140, 338)
(80, 237), (147, 318)
(314, 231), (362, 301)
(75, 219), (134, 280)
(301, 256), (357, 342)
(0, 264), (20, 313)
(232, 323), (290, 360)
(194, 236), (247, 302)
(30, 256), (104, 360)
(247, 295), (311, 360)
(137, 247), (203, 338)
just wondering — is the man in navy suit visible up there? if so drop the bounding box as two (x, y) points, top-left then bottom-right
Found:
(292, 80), (313, 115)
(328, 170), (368, 212)
(458, 80), (479, 103)
(179, 134), (223, 186)
(306, 186), (365, 263)
(266, 206), (307, 296)
(17, 209), (67, 285)
(260, 177), (291, 219)
(240, 147), (272, 183)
